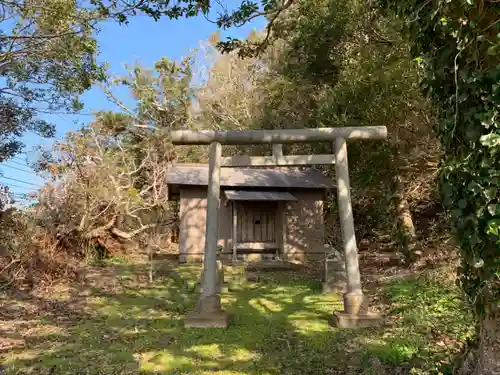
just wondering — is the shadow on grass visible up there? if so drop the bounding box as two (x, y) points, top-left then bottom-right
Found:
(1, 263), (472, 375)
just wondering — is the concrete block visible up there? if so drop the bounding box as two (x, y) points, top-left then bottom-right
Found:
(322, 280), (346, 294)
(323, 257), (347, 294)
(330, 311), (383, 329)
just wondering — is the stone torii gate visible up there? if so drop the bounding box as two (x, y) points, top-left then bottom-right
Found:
(171, 126), (387, 328)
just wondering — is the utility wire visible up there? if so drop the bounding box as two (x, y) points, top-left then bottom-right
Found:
(11, 155), (28, 161)
(8, 159), (32, 167)
(0, 175), (42, 187)
(1, 164), (36, 174)
(10, 155), (39, 164)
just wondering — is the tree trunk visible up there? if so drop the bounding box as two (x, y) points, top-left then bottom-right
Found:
(456, 304), (500, 375)
(393, 176), (417, 259)
(474, 305), (500, 375)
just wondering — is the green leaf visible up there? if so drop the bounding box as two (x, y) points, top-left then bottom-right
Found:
(487, 204), (500, 216)
(487, 45), (498, 56)
(451, 208), (463, 218)
(485, 187), (498, 201)
(127, 188), (139, 198)
(480, 133), (500, 149)
(468, 181), (483, 195)
(486, 219), (500, 238)
(458, 199), (468, 209)
(481, 158), (492, 168)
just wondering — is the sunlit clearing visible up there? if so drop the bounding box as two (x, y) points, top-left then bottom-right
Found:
(137, 351), (193, 372)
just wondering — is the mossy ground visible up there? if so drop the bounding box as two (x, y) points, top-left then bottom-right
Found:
(1, 261), (473, 375)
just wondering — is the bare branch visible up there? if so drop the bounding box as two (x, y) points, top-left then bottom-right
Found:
(111, 223), (157, 240)
(83, 215), (117, 239)
(0, 30), (83, 41)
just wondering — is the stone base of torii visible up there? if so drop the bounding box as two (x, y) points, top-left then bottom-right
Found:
(171, 127), (386, 329)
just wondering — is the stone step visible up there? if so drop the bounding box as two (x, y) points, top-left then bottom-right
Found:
(222, 259), (305, 271)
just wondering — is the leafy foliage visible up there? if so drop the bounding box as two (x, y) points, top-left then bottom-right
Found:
(196, 0), (440, 244)
(89, 0), (296, 56)
(0, 0), (224, 161)
(382, 0), (500, 316)
(0, 0), (109, 159)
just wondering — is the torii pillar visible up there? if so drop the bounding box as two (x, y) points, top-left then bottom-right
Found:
(171, 127), (387, 329)
(331, 137), (382, 327)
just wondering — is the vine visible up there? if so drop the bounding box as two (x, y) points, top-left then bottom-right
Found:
(382, 0), (499, 318)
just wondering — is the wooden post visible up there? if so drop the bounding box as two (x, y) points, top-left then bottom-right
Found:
(280, 202), (287, 260)
(334, 138), (363, 311)
(232, 201), (238, 261)
(201, 141), (222, 298)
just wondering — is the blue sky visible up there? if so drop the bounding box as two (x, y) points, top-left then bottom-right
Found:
(1, 10), (266, 204)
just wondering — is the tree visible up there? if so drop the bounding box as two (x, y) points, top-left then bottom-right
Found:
(172, 1), (497, 370)
(196, 0), (440, 251)
(382, 0), (500, 373)
(0, 0), (109, 160)
(0, 0), (238, 162)
(33, 56), (202, 254)
(0, 0), (297, 162)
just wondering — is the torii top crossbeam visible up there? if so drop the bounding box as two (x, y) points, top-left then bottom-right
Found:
(170, 126), (387, 145)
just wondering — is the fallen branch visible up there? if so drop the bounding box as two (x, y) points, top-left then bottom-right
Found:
(83, 216), (117, 239)
(111, 223), (157, 240)
(0, 258), (20, 275)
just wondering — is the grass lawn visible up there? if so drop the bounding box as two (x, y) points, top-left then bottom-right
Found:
(1, 261), (473, 375)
